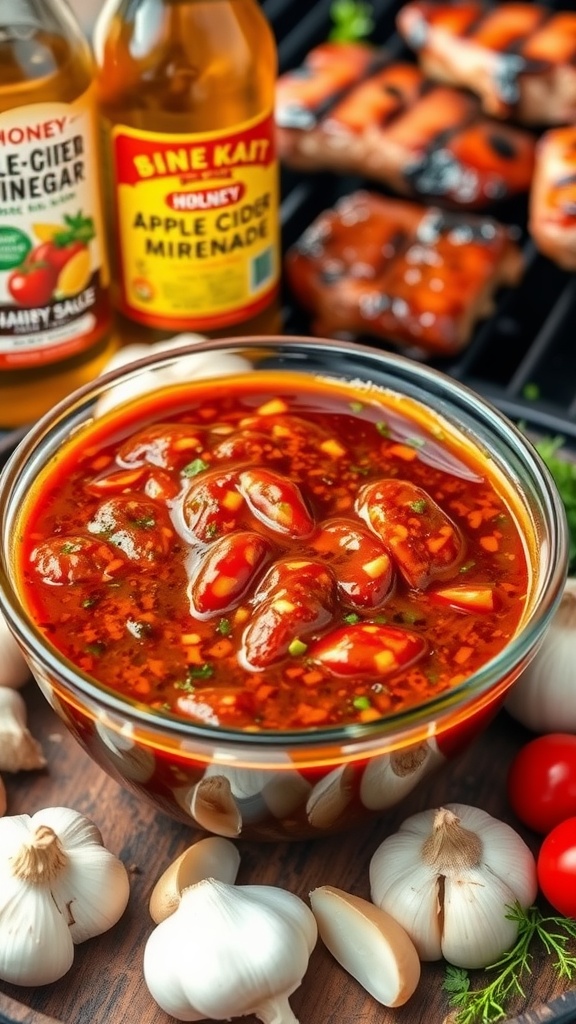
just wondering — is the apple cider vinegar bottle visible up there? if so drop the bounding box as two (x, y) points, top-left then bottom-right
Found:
(94, 0), (281, 343)
(0, 0), (115, 429)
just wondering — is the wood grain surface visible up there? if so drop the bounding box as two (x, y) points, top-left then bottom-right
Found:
(1, 683), (574, 1024)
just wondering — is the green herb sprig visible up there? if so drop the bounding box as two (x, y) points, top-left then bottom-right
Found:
(444, 903), (576, 1024)
(534, 436), (576, 572)
(328, 0), (375, 42)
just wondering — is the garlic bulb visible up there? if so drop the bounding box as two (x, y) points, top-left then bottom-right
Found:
(0, 806), (130, 985)
(370, 803), (537, 969)
(0, 613), (30, 689)
(0, 689), (45, 772)
(310, 885), (420, 1007)
(144, 878), (317, 1023)
(505, 576), (576, 733)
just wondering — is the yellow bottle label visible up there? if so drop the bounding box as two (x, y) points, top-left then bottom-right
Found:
(0, 87), (111, 369)
(110, 110), (280, 331)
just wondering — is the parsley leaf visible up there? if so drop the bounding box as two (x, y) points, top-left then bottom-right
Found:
(182, 458), (209, 477)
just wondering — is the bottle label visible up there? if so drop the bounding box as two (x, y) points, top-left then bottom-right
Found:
(0, 88), (111, 369)
(110, 110), (280, 331)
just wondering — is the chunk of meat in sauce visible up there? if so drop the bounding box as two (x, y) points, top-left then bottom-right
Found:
(30, 536), (126, 584)
(238, 469), (315, 538)
(242, 559), (337, 669)
(87, 498), (174, 565)
(117, 423), (205, 469)
(356, 478), (464, 589)
(309, 518), (393, 609)
(189, 532), (272, 618)
(181, 469), (243, 542)
(310, 623), (426, 677)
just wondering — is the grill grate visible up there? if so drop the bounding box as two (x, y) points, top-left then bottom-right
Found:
(1, 0), (575, 459)
(268, 0), (576, 446)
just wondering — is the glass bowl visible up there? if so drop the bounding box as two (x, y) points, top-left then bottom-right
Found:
(0, 336), (568, 840)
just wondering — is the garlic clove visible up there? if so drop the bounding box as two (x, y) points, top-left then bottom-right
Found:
(0, 689), (45, 772)
(442, 868), (523, 969)
(306, 764), (355, 829)
(0, 613), (31, 689)
(360, 739), (445, 811)
(0, 872), (74, 986)
(370, 821), (443, 961)
(201, 762), (311, 825)
(189, 775), (243, 836)
(309, 885), (421, 1007)
(149, 837), (241, 923)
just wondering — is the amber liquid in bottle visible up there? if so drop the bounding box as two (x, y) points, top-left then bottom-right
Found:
(95, 0), (281, 345)
(0, 1), (117, 429)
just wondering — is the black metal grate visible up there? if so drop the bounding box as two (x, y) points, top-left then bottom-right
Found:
(2, 0), (575, 460)
(267, 0), (576, 446)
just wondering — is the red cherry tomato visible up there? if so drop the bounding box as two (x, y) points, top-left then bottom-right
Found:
(537, 817), (576, 917)
(7, 262), (57, 307)
(508, 733), (576, 834)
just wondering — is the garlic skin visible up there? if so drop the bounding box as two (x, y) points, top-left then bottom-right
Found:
(370, 803), (537, 970)
(505, 576), (576, 733)
(144, 878), (317, 1023)
(0, 689), (46, 772)
(0, 614), (30, 689)
(0, 806), (130, 985)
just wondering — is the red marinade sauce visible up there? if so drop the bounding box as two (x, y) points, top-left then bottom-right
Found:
(17, 372), (529, 731)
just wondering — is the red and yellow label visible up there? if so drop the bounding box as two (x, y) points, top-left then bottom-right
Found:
(110, 111), (280, 331)
(0, 88), (111, 369)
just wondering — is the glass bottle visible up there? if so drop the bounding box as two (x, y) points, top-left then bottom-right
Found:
(94, 0), (281, 345)
(0, 0), (116, 429)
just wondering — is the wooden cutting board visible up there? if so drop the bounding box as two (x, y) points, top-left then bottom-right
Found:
(1, 682), (576, 1024)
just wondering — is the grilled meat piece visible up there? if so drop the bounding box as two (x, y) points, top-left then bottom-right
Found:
(285, 191), (523, 355)
(275, 42), (535, 208)
(397, 2), (576, 125)
(529, 127), (576, 271)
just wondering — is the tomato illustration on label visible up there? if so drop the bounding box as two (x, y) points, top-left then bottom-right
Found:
(6, 211), (94, 307)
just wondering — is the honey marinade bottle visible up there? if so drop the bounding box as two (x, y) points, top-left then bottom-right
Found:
(0, 0), (116, 429)
(94, 0), (281, 343)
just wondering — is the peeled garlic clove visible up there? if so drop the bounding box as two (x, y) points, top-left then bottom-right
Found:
(360, 739), (445, 811)
(190, 775), (242, 837)
(310, 885), (420, 1007)
(306, 765), (355, 829)
(0, 613), (31, 689)
(0, 689), (45, 772)
(150, 837), (241, 923)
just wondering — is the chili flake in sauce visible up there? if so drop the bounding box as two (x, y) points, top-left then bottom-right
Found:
(16, 373), (529, 731)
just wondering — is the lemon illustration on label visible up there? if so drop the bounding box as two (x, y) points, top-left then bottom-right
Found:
(55, 249), (92, 297)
